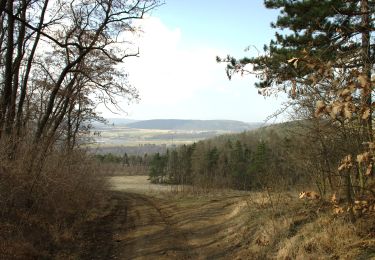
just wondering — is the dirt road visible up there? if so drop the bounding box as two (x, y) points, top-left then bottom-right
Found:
(79, 176), (375, 259)
(82, 176), (252, 259)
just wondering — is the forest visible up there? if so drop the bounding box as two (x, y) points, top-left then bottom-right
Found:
(1, 0), (375, 258)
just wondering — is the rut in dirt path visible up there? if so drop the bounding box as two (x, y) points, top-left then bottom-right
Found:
(84, 191), (250, 260)
(114, 193), (196, 259)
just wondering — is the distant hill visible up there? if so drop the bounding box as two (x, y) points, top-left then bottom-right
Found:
(106, 118), (139, 125)
(92, 118), (138, 128)
(125, 119), (262, 131)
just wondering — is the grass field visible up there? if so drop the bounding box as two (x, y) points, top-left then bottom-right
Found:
(92, 126), (230, 146)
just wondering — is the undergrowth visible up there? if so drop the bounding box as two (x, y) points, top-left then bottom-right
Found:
(0, 142), (108, 258)
(241, 192), (375, 259)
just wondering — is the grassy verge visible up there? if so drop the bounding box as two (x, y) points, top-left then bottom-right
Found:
(235, 192), (375, 259)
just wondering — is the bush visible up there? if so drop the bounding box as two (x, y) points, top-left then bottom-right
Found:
(0, 141), (107, 258)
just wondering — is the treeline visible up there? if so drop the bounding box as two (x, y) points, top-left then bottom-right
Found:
(96, 153), (152, 176)
(148, 124), (307, 190)
(93, 144), (168, 156)
(96, 152), (149, 165)
(149, 118), (367, 197)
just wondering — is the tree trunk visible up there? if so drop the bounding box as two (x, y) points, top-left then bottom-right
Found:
(361, 0), (372, 141)
(0, 0), (14, 138)
(16, 0), (49, 136)
(6, 0), (27, 139)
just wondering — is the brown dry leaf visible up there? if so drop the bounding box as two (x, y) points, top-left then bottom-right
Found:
(343, 103), (352, 119)
(316, 100), (325, 108)
(315, 100), (326, 117)
(331, 193), (338, 204)
(338, 164), (346, 172)
(369, 142), (375, 150)
(331, 103), (342, 118)
(338, 154), (352, 172)
(307, 63), (315, 70)
(365, 163), (373, 176)
(358, 74), (368, 88)
(291, 80), (297, 98)
(357, 152), (370, 163)
(348, 83), (356, 92)
(362, 107), (371, 120)
(333, 206), (344, 215)
(287, 57), (299, 68)
(340, 88), (351, 97)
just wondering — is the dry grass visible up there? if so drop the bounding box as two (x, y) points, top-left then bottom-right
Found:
(99, 162), (149, 176)
(234, 191), (375, 259)
(109, 175), (193, 195)
(0, 141), (108, 259)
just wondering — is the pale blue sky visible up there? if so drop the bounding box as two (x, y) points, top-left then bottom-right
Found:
(153, 0), (279, 53)
(100, 0), (286, 123)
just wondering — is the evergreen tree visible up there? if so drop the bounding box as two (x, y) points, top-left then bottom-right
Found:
(149, 153), (167, 183)
(218, 0), (375, 198)
(220, 0), (374, 92)
(248, 140), (268, 188)
(178, 144), (194, 185)
(207, 147), (219, 172)
(230, 140), (251, 189)
(167, 150), (179, 183)
(123, 152), (130, 167)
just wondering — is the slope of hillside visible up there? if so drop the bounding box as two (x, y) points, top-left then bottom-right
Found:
(125, 119), (261, 131)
